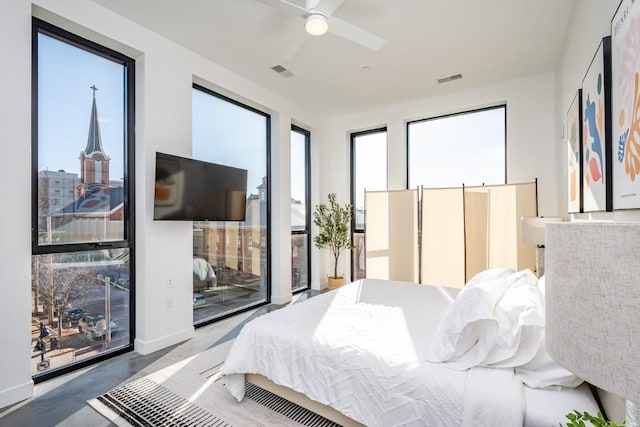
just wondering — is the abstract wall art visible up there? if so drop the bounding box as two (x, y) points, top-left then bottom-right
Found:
(567, 89), (583, 214)
(612, 0), (640, 209)
(581, 36), (612, 212)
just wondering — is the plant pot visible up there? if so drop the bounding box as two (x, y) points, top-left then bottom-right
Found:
(328, 276), (345, 290)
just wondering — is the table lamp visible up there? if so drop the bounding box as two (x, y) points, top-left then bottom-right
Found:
(545, 222), (640, 426)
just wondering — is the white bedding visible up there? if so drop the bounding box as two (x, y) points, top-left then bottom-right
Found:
(223, 277), (597, 426)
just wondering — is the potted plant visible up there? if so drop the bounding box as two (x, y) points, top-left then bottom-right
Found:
(313, 193), (355, 289)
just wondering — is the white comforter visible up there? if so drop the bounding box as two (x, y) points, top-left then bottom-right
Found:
(224, 279), (524, 426)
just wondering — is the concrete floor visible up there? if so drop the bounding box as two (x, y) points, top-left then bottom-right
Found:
(0, 290), (319, 427)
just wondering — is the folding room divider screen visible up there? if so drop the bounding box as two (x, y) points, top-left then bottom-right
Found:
(364, 189), (419, 283)
(421, 187), (465, 287)
(365, 182), (537, 287)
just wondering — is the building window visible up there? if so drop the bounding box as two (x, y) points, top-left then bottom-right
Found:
(350, 128), (388, 280)
(31, 18), (135, 381)
(407, 105), (506, 188)
(291, 125), (310, 292)
(191, 84), (270, 326)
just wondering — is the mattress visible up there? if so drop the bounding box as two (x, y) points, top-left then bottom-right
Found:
(223, 278), (599, 426)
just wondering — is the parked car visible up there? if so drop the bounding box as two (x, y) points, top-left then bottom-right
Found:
(78, 314), (119, 339)
(193, 292), (208, 309)
(62, 307), (85, 325)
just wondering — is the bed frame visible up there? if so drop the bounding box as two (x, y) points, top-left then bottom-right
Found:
(246, 374), (364, 427)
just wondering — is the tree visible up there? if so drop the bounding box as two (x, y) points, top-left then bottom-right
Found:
(313, 193), (354, 279)
(33, 254), (97, 337)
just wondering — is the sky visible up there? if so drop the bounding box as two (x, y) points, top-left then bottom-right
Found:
(408, 107), (506, 189)
(353, 108), (505, 213)
(38, 33), (126, 179)
(39, 32), (276, 202)
(192, 89), (267, 195)
(40, 29), (503, 214)
(354, 131), (387, 211)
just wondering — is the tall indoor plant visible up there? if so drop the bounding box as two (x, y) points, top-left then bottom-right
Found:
(313, 193), (354, 289)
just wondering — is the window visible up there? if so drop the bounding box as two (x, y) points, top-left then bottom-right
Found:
(350, 128), (388, 280)
(408, 106), (506, 188)
(32, 19), (135, 380)
(192, 85), (270, 326)
(291, 126), (310, 292)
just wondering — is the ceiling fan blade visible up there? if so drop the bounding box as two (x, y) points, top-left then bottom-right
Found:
(328, 16), (385, 51)
(313, 0), (345, 15)
(254, 0), (384, 55)
(253, 0), (307, 18)
(280, 34), (310, 61)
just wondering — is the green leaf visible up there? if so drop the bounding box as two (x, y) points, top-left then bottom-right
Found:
(313, 193), (354, 278)
(562, 410), (623, 427)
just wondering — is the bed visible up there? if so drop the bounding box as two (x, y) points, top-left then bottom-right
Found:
(223, 270), (600, 426)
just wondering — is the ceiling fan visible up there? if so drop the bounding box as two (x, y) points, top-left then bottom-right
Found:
(255, 0), (385, 59)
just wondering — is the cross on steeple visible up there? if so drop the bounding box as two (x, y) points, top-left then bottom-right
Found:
(83, 85), (105, 156)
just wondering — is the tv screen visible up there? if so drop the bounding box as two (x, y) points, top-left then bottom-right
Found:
(153, 152), (248, 221)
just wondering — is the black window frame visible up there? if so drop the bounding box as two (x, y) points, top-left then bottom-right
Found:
(191, 83), (272, 326)
(350, 127), (387, 281)
(31, 17), (136, 382)
(291, 125), (311, 293)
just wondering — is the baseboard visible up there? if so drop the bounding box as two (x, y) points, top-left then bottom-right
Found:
(134, 326), (195, 355)
(0, 380), (34, 411)
(271, 294), (292, 305)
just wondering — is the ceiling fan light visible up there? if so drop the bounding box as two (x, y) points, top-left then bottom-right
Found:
(305, 12), (328, 36)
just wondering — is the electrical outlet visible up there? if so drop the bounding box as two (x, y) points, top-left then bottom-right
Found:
(167, 278), (174, 289)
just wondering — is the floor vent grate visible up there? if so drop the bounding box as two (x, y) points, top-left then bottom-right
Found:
(245, 382), (341, 427)
(97, 377), (227, 426)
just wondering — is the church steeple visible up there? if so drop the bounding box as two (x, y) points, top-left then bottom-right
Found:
(78, 85), (111, 197)
(84, 85), (105, 155)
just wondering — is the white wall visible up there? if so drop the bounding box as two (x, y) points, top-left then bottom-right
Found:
(0, 0), (324, 408)
(0, 0), (35, 409)
(555, 0), (640, 221)
(554, 1), (631, 422)
(323, 72), (558, 281)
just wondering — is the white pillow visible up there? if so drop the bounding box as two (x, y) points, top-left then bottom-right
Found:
(427, 273), (515, 370)
(464, 268), (516, 289)
(483, 269), (545, 367)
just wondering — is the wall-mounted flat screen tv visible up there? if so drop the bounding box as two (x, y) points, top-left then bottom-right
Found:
(154, 152), (248, 221)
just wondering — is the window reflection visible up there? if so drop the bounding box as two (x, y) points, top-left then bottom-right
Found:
(291, 127), (310, 292)
(191, 86), (270, 324)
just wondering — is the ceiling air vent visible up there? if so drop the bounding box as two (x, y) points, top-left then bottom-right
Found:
(271, 64), (294, 78)
(437, 73), (463, 84)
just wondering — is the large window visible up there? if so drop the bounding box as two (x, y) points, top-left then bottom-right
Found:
(32, 19), (135, 380)
(351, 128), (388, 280)
(408, 106), (506, 188)
(192, 85), (270, 325)
(291, 126), (310, 292)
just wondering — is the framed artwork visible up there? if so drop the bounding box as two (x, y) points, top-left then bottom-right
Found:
(567, 89), (583, 214)
(581, 36), (612, 212)
(612, 0), (640, 209)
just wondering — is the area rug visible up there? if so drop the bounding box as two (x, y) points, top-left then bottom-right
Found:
(88, 340), (340, 426)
